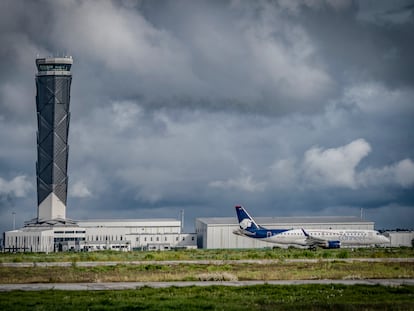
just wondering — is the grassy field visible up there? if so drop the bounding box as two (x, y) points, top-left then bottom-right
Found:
(1, 249), (413, 310)
(1, 248), (413, 283)
(1, 261), (413, 283)
(1, 247), (413, 263)
(0, 284), (413, 310)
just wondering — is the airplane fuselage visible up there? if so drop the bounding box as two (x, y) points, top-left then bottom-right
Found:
(251, 228), (388, 247)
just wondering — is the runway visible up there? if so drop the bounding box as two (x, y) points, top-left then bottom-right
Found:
(0, 279), (413, 291)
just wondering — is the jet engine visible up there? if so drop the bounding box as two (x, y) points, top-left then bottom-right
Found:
(323, 240), (341, 249)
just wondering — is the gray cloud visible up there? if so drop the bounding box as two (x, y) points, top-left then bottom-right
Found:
(0, 0), (413, 233)
(0, 175), (33, 198)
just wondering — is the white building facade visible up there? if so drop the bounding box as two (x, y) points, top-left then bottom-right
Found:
(3, 229), (55, 253)
(79, 219), (197, 251)
(384, 231), (414, 247)
(3, 219), (84, 252)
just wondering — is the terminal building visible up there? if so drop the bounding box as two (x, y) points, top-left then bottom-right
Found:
(78, 219), (196, 252)
(4, 219), (196, 252)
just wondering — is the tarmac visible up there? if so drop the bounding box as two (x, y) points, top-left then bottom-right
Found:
(0, 279), (413, 291)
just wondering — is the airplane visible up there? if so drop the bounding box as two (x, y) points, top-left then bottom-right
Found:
(233, 205), (390, 249)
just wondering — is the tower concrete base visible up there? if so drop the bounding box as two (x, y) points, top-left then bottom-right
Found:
(38, 193), (66, 222)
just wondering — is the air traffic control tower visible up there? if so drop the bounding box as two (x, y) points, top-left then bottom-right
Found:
(35, 57), (73, 222)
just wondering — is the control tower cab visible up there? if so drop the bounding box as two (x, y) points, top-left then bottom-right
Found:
(36, 57), (73, 75)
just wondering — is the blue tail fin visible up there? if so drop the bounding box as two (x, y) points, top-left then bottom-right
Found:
(235, 205), (260, 231)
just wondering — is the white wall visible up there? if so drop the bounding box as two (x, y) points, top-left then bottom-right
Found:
(127, 233), (197, 250)
(4, 229), (54, 252)
(386, 232), (414, 247)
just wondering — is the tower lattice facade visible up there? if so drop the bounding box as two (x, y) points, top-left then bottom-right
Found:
(35, 57), (73, 221)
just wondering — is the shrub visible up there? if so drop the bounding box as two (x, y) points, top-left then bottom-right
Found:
(337, 250), (349, 259)
(144, 253), (155, 260)
(197, 272), (238, 281)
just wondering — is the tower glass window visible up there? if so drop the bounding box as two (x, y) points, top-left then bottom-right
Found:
(37, 64), (71, 72)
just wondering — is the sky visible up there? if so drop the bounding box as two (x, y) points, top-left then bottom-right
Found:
(1, 0), (414, 234)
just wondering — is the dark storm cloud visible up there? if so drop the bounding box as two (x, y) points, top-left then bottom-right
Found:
(298, 1), (414, 90)
(9, 0), (336, 115)
(0, 0), (413, 234)
(0, 0), (413, 114)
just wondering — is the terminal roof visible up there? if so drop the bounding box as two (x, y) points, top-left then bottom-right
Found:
(197, 216), (373, 225)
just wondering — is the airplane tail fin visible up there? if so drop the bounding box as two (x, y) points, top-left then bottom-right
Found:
(235, 205), (261, 232)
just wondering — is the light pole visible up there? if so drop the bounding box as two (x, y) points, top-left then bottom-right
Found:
(180, 209), (184, 233)
(12, 212), (16, 230)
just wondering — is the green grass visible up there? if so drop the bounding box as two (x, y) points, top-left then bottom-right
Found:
(1, 248), (412, 310)
(1, 247), (413, 263)
(0, 285), (413, 310)
(1, 248), (412, 284)
(0, 261), (413, 283)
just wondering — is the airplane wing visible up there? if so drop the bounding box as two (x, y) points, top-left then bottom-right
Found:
(301, 229), (341, 249)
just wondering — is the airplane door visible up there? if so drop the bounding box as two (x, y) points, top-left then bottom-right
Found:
(267, 232), (272, 238)
(368, 232), (373, 242)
